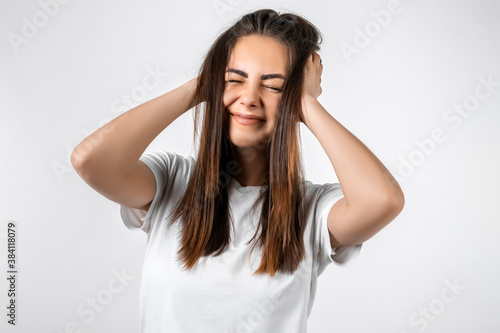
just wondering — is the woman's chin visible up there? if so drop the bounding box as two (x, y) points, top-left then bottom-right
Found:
(229, 139), (255, 149)
(229, 135), (269, 152)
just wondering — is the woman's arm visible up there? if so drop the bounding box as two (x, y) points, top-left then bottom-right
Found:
(301, 53), (404, 247)
(71, 77), (199, 210)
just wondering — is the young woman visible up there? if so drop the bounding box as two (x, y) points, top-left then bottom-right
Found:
(72, 9), (404, 332)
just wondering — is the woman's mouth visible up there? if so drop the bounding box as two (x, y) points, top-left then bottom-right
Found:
(230, 113), (264, 126)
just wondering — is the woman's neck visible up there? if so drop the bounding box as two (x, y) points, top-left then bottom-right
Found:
(229, 144), (268, 187)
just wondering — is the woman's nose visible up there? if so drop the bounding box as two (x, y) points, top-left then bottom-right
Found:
(240, 84), (260, 108)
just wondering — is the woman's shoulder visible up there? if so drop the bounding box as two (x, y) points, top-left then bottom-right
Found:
(304, 180), (342, 195)
(139, 151), (196, 186)
(141, 150), (196, 168)
(303, 180), (343, 208)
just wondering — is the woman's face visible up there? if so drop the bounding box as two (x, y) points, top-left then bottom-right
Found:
(223, 34), (288, 149)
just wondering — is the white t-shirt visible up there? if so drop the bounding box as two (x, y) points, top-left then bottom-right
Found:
(120, 151), (362, 333)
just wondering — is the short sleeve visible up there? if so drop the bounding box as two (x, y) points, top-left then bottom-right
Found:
(312, 182), (362, 275)
(119, 151), (193, 234)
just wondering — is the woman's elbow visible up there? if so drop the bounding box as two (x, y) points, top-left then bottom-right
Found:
(384, 189), (405, 220)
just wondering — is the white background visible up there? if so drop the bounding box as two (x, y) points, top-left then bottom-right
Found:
(1, 0), (499, 332)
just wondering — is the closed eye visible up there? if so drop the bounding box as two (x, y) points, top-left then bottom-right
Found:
(225, 80), (282, 92)
(266, 86), (282, 92)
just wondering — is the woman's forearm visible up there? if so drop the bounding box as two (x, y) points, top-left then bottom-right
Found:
(301, 94), (404, 207)
(71, 77), (199, 181)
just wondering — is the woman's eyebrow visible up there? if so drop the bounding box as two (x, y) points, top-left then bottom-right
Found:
(226, 68), (285, 80)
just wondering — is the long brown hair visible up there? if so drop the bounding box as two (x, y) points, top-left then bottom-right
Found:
(168, 9), (323, 277)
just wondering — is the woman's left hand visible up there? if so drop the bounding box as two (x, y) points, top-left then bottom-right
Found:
(300, 52), (323, 123)
(302, 52), (323, 100)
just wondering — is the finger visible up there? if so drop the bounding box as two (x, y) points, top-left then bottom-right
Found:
(309, 53), (315, 67)
(314, 53), (323, 72)
(315, 52), (321, 64)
